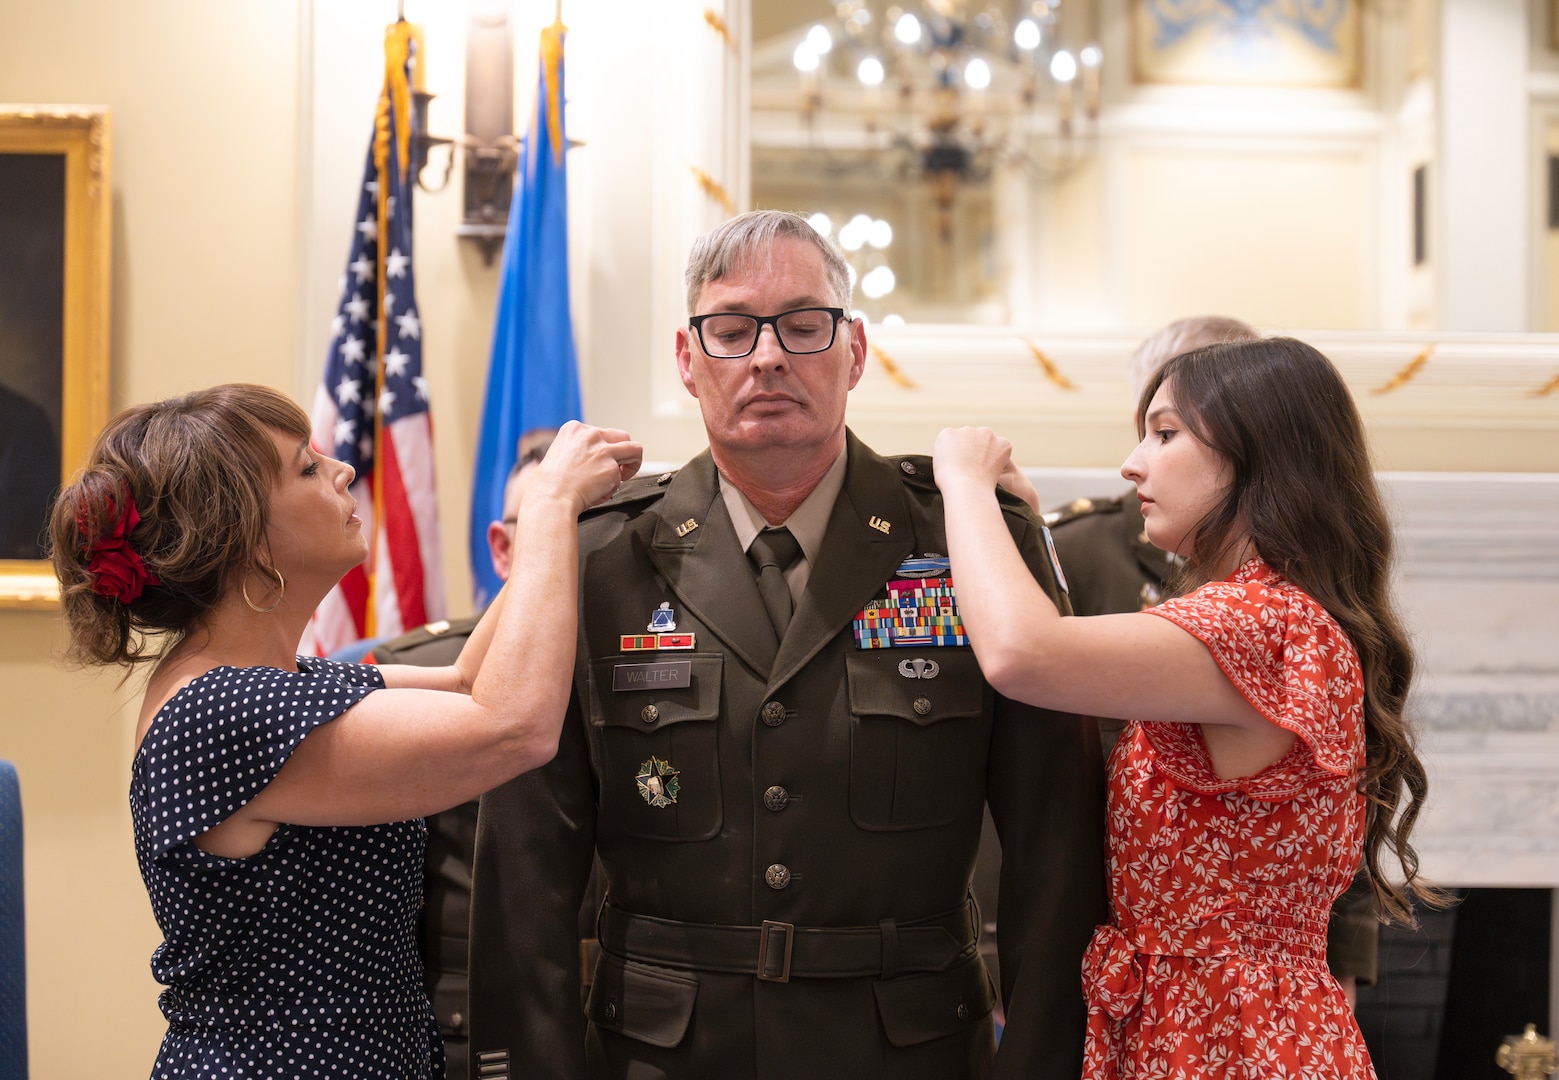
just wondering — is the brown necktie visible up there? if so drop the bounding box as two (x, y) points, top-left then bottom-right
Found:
(747, 527), (802, 638)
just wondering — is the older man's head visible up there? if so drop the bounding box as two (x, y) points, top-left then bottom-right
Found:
(675, 211), (867, 474)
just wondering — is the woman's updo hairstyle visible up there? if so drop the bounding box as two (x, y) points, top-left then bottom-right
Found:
(50, 383), (313, 669)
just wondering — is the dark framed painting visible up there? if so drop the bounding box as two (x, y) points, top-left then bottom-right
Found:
(0, 106), (110, 609)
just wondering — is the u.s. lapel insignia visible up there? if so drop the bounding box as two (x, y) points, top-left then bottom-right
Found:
(636, 756), (680, 808)
(675, 518), (699, 537)
(869, 515), (892, 535)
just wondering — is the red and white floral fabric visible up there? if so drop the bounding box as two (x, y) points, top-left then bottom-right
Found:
(1083, 559), (1375, 1079)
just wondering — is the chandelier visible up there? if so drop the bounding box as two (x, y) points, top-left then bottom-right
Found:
(785, 1), (1103, 238)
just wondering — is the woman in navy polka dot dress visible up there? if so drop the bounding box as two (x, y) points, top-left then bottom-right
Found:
(49, 385), (641, 1079)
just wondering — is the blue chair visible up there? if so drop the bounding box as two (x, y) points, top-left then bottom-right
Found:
(0, 761), (25, 1079)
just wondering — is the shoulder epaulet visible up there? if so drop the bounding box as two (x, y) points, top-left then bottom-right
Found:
(1042, 493), (1128, 528)
(579, 470), (672, 519)
(375, 614), (481, 654)
(892, 454), (1037, 517)
(892, 454), (937, 491)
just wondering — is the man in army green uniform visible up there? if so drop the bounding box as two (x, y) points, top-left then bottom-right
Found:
(467, 210), (1107, 1080)
(1045, 314), (1378, 1003)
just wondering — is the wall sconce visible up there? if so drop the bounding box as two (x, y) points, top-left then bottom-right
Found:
(409, 7), (520, 266)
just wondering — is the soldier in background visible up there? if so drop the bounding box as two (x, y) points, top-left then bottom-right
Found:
(1045, 315), (1379, 1005)
(370, 435), (604, 1078)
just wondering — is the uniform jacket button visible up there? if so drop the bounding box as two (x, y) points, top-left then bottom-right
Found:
(641, 703), (659, 723)
(761, 700), (787, 726)
(763, 785), (789, 812)
(956, 1001), (971, 1021)
(604, 1001), (618, 1021)
(913, 695), (932, 716)
(900, 460), (917, 475)
(765, 863), (792, 889)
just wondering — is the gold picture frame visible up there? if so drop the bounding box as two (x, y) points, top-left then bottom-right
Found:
(0, 105), (111, 609)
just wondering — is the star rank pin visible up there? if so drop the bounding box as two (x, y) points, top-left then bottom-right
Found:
(636, 756), (680, 808)
(621, 603), (697, 652)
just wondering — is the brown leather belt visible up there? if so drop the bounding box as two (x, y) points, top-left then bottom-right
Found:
(596, 899), (979, 984)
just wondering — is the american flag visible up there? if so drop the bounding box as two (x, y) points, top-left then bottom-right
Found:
(302, 22), (444, 655)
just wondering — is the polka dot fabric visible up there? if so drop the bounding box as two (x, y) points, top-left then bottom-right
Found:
(1082, 560), (1374, 1079)
(131, 656), (443, 1079)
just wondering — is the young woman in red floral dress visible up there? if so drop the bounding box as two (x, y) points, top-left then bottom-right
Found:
(933, 337), (1440, 1079)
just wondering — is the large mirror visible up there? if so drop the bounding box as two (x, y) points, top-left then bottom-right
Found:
(747, 0), (1503, 334)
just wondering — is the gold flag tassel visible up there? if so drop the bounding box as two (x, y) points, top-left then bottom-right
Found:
(870, 343), (917, 389)
(541, 20), (566, 166)
(365, 20), (417, 634)
(703, 9), (734, 48)
(1528, 371), (1559, 397)
(1022, 340), (1078, 390)
(1371, 344), (1434, 395)
(690, 166), (735, 215)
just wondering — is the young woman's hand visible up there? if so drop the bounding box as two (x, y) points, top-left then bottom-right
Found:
(933, 427), (1015, 495)
(526, 421), (643, 515)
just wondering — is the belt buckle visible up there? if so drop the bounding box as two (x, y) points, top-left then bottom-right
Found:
(756, 920), (794, 983)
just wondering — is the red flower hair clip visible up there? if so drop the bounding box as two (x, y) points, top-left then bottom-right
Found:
(79, 483), (161, 604)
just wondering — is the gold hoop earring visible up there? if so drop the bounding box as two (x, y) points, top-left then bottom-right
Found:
(241, 565), (285, 613)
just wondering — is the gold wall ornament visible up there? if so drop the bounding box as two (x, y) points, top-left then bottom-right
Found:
(689, 166), (734, 215)
(1371, 343), (1434, 395)
(1022, 340), (1079, 390)
(1528, 371), (1559, 398)
(1496, 1024), (1557, 1079)
(702, 9), (733, 49)
(868, 343), (917, 389)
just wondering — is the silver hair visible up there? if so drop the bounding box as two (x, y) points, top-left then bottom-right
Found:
(684, 209), (853, 314)
(1129, 315), (1260, 398)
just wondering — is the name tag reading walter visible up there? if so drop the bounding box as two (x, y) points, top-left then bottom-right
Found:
(612, 660), (693, 692)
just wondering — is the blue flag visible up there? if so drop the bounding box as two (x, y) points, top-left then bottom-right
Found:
(469, 21), (582, 607)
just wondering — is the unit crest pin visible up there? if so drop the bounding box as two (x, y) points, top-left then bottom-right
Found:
(647, 602), (677, 633)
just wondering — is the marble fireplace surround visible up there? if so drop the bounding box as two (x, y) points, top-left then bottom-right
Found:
(1026, 467), (1559, 889)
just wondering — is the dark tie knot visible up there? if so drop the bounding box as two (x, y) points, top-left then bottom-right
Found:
(748, 527), (802, 574)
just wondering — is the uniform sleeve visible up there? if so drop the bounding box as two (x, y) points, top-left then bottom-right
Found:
(136, 662), (384, 859)
(1143, 578), (1364, 800)
(468, 686), (597, 1080)
(989, 513), (1109, 1080)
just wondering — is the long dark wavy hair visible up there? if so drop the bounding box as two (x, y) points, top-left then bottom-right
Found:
(1138, 337), (1444, 926)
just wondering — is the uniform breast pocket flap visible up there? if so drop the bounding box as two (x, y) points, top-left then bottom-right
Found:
(845, 650), (985, 726)
(590, 654), (723, 730)
(846, 650), (990, 831)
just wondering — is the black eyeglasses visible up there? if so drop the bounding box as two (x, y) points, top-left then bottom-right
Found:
(688, 307), (847, 359)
